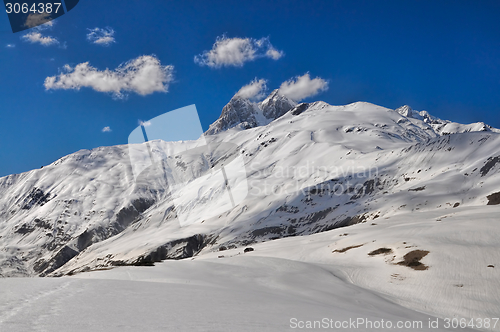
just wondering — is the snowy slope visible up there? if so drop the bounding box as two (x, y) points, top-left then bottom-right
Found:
(194, 205), (500, 326)
(53, 101), (500, 276)
(1, 206), (497, 331)
(1, 93), (500, 278)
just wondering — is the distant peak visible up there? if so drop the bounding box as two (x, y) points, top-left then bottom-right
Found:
(395, 105), (415, 118)
(395, 105), (444, 125)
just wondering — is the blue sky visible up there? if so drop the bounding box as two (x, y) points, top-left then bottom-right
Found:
(1, 0), (499, 177)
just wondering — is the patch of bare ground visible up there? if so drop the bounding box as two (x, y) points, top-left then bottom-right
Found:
(332, 244), (363, 253)
(486, 192), (500, 205)
(397, 250), (429, 270)
(368, 248), (393, 256)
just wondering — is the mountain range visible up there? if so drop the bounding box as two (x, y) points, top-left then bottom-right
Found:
(1, 90), (499, 281)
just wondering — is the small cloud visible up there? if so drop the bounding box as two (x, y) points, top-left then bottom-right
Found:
(102, 126), (112, 132)
(5, 44), (15, 48)
(21, 17), (63, 47)
(21, 31), (59, 46)
(44, 55), (174, 99)
(87, 27), (116, 46)
(194, 35), (284, 68)
(139, 120), (152, 127)
(266, 47), (284, 60)
(278, 73), (328, 101)
(24, 13), (54, 29)
(235, 78), (268, 101)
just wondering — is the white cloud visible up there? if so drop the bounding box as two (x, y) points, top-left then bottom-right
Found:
(139, 120), (151, 127)
(278, 73), (328, 101)
(266, 47), (284, 60)
(194, 35), (284, 68)
(44, 55), (174, 98)
(21, 14), (60, 46)
(87, 27), (116, 46)
(102, 126), (111, 132)
(5, 44), (15, 48)
(235, 78), (268, 101)
(21, 31), (59, 46)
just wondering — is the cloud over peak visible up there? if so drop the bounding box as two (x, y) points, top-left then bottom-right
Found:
(235, 78), (268, 101)
(195, 35), (284, 68)
(278, 73), (328, 101)
(44, 55), (174, 99)
(87, 27), (116, 46)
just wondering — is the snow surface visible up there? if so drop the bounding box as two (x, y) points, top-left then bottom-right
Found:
(1, 93), (500, 331)
(1, 205), (497, 331)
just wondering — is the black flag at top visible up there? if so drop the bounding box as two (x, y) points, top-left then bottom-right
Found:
(3, 0), (80, 33)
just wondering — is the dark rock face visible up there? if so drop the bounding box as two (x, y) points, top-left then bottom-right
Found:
(116, 205), (140, 228)
(116, 198), (155, 229)
(35, 197), (157, 276)
(206, 97), (260, 135)
(259, 89), (296, 120)
(35, 245), (79, 276)
(114, 234), (207, 267)
(76, 229), (94, 251)
(21, 188), (52, 210)
(291, 103), (309, 116)
(480, 156), (500, 177)
(14, 224), (35, 235)
(368, 248), (393, 256)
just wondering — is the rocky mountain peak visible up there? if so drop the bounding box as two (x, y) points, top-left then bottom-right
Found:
(259, 89), (297, 119)
(396, 105), (418, 118)
(395, 105), (441, 125)
(205, 90), (297, 135)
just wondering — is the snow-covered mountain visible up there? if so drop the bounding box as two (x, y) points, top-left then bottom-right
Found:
(1, 91), (499, 280)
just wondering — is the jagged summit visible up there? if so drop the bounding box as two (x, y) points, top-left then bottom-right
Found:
(396, 105), (440, 124)
(395, 104), (499, 135)
(259, 89), (297, 120)
(204, 96), (260, 135)
(205, 89), (296, 135)
(396, 105), (418, 118)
